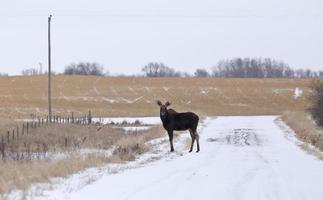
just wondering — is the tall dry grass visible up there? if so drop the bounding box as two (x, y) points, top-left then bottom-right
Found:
(0, 154), (110, 194)
(282, 111), (323, 152)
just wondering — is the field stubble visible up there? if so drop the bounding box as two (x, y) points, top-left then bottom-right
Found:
(0, 75), (311, 118)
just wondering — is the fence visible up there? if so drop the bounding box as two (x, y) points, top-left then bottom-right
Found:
(0, 110), (93, 159)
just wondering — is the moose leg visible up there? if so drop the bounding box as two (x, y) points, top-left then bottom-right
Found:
(195, 132), (200, 152)
(189, 129), (195, 152)
(168, 131), (174, 152)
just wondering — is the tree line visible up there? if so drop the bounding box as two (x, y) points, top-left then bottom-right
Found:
(142, 58), (323, 78)
(8, 57), (323, 78)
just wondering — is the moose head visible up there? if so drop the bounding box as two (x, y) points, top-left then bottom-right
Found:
(156, 100), (171, 117)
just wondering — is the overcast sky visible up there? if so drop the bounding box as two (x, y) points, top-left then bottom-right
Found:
(0, 0), (322, 75)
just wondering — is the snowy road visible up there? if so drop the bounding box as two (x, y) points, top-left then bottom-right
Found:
(42, 116), (323, 200)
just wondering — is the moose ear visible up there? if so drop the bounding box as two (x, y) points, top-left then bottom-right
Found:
(156, 100), (163, 106)
(165, 101), (171, 107)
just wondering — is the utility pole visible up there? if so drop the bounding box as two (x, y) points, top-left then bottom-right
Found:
(48, 14), (52, 122)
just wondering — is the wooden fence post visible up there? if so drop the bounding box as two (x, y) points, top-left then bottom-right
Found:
(1, 135), (5, 159)
(17, 126), (19, 139)
(88, 110), (92, 124)
(7, 131), (10, 143)
(27, 122), (29, 135)
(12, 129), (15, 141)
(22, 124), (25, 135)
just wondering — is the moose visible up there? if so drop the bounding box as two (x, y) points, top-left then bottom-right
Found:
(156, 100), (200, 152)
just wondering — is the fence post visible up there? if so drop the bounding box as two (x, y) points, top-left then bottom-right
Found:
(12, 129), (15, 141)
(88, 110), (92, 124)
(7, 131), (10, 143)
(72, 112), (74, 124)
(17, 126), (19, 139)
(22, 124), (25, 135)
(27, 122), (29, 135)
(38, 118), (41, 127)
(1, 135), (5, 159)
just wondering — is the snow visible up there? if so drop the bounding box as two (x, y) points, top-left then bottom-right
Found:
(52, 96), (146, 104)
(163, 87), (170, 91)
(294, 87), (303, 99)
(272, 88), (293, 94)
(92, 117), (160, 125)
(120, 126), (152, 132)
(11, 116), (323, 200)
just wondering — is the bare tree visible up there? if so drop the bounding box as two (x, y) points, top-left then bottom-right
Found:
(142, 62), (180, 77)
(194, 68), (210, 77)
(211, 57), (292, 78)
(64, 62), (106, 76)
(309, 80), (323, 127)
(21, 68), (42, 76)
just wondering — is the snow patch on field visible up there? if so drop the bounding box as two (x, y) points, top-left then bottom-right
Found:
(53, 95), (146, 104)
(163, 87), (170, 91)
(272, 88), (294, 94)
(102, 97), (117, 103)
(200, 87), (219, 95)
(294, 87), (303, 99)
(120, 126), (152, 132)
(102, 96), (144, 104)
(92, 117), (160, 125)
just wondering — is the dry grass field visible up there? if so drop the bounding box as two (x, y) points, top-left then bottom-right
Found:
(0, 75), (312, 119)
